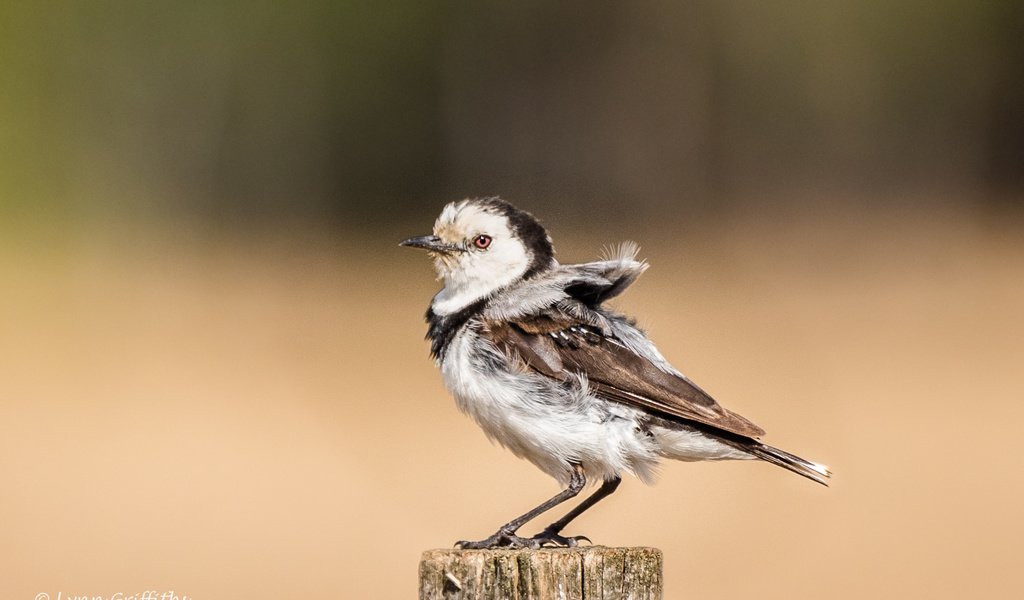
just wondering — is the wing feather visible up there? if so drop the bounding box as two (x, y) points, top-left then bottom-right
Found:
(486, 314), (765, 439)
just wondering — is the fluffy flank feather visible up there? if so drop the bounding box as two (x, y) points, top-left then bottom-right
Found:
(600, 241), (644, 265)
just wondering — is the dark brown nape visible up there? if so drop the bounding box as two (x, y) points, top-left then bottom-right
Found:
(474, 197), (555, 278)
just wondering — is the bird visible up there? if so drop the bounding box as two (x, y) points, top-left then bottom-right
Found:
(400, 197), (830, 549)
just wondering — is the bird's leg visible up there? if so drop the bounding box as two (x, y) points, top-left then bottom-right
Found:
(455, 466), (586, 549)
(531, 476), (621, 547)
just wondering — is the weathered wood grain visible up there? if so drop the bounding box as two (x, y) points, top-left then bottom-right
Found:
(419, 546), (662, 600)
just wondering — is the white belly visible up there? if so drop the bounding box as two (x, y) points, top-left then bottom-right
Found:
(440, 327), (662, 485)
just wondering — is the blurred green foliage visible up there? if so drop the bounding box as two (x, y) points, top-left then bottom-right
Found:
(0, 1), (1020, 228)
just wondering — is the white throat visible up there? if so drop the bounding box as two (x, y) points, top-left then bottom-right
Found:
(431, 260), (527, 316)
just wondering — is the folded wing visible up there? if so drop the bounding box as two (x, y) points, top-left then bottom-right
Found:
(485, 311), (766, 439)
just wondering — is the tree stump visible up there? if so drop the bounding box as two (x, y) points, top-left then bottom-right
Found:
(419, 546), (662, 600)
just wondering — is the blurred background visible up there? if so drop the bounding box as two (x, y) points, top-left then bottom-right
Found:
(2, 2), (1022, 599)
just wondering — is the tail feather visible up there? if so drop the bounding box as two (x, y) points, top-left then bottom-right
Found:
(745, 443), (831, 486)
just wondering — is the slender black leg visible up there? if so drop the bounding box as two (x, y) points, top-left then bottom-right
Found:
(455, 466), (587, 549)
(531, 476), (621, 547)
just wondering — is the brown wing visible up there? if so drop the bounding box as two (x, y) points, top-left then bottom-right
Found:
(485, 314), (765, 439)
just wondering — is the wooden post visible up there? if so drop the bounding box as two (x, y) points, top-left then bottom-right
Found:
(419, 546), (662, 600)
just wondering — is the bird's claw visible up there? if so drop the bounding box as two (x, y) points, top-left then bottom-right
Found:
(455, 529), (540, 549)
(531, 530), (592, 548)
(454, 528), (594, 549)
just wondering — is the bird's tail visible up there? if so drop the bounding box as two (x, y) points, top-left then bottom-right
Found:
(746, 443), (832, 486)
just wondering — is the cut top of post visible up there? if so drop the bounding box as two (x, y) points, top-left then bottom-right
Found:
(419, 546), (663, 600)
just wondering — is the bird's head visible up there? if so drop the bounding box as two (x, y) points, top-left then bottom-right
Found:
(401, 197), (555, 314)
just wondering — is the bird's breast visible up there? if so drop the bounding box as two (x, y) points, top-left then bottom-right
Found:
(437, 325), (661, 484)
(440, 326), (546, 424)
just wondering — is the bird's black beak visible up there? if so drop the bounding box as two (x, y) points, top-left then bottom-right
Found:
(399, 235), (457, 254)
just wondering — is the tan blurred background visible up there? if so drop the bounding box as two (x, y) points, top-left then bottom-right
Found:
(2, 2), (1022, 599)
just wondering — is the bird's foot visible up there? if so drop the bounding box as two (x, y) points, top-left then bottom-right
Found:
(455, 528), (539, 549)
(530, 527), (592, 548)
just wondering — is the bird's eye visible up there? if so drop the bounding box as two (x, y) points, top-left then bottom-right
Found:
(473, 235), (492, 250)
